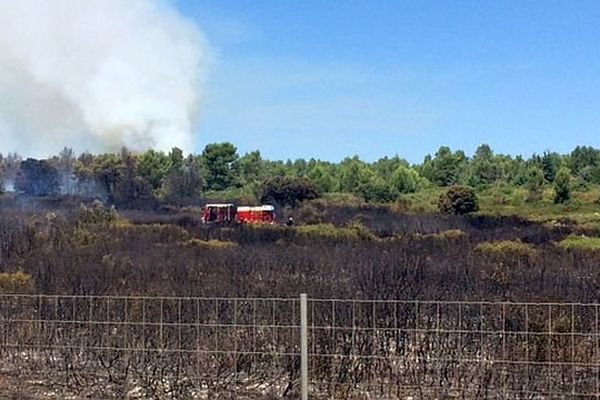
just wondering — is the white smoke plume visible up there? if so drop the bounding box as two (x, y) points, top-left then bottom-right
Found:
(0, 0), (209, 157)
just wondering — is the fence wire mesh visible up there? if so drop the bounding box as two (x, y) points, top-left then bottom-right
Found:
(307, 299), (600, 400)
(1, 294), (600, 399)
(0, 295), (300, 399)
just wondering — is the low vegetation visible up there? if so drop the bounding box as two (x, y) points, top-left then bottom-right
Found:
(0, 199), (595, 303)
(295, 222), (376, 242)
(0, 271), (34, 293)
(475, 240), (539, 259)
(558, 235), (600, 251)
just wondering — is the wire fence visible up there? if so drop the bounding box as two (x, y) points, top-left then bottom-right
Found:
(1, 294), (600, 399)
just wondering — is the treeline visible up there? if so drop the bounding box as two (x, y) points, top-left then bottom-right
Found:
(1, 143), (599, 206)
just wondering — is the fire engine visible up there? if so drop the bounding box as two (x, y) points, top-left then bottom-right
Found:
(202, 203), (276, 224)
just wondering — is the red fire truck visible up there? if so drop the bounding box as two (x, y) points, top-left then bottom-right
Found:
(201, 203), (236, 224)
(201, 204), (276, 224)
(236, 205), (276, 224)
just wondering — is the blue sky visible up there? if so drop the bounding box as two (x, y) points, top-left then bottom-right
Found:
(177, 0), (600, 163)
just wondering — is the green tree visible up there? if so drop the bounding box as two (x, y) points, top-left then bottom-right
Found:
(73, 152), (96, 196)
(338, 156), (373, 194)
(391, 165), (422, 195)
(201, 143), (239, 190)
(234, 151), (265, 186)
(357, 176), (396, 203)
(553, 167), (572, 204)
(138, 149), (171, 190)
(163, 155), (204, 203)
(540, 151), (562, 183)
(578, 165), (600, 184)
(372, 156), (407, 178)
(291, 158), (308, 177)
(525, 166), (545, 203)
(570, 146), (599, 176)
(15, 158), (60, 196)
(307, 163), (339, 193)
(169, 147), (185, 171)
(260, 176), (320, 207)
(420, 146), (467, 187)
(89, 153), (124, 200)
(506, 155), (529, 186)
(113, 149), (153, 206)
(263, 160), (290, 177)
(468, 144), (503, 186)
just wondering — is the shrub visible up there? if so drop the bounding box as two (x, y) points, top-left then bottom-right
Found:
(475, 240), (539, 259)
(427, 229), (467, 241)
(484, 186), (508, 205)
(72, 227), (101, 246)
(389, 198), (411, 214)
(346, 221), (378, 241)
(398, 187), (443, 213)
(295, 223), (376, 242)
(407, 229), (468, 244)
(391, 165), (423, 195)
(356, 176), (396, 203)
(558, 235), (600, 251)
(438, 186), (479, 215)
(78, 202), (118, 225)
(508, 190), (525, 207)
(0, 271), (35, 293)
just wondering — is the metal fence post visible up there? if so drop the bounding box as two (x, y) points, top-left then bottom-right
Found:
(300, 293), (308, 400)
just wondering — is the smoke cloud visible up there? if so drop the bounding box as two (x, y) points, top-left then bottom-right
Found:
(0, 0), (209, 157)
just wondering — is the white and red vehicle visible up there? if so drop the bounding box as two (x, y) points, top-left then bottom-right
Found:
(236, 205), (276, 224)
(201, 203), (236, 224)
(201, 203), (276, 224)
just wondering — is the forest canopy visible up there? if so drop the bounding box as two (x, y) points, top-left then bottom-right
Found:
(0, 143), (598, 208)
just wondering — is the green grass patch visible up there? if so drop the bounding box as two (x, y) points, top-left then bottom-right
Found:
(295, 223), (376, 241)
(476, 186), (600, 226)
(475, 240), (539, 258)
(557, 235), (600, 251)
(424, 229), (467, 241)
(397, 187), (444, 214)
(182, 239), (239, 250)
